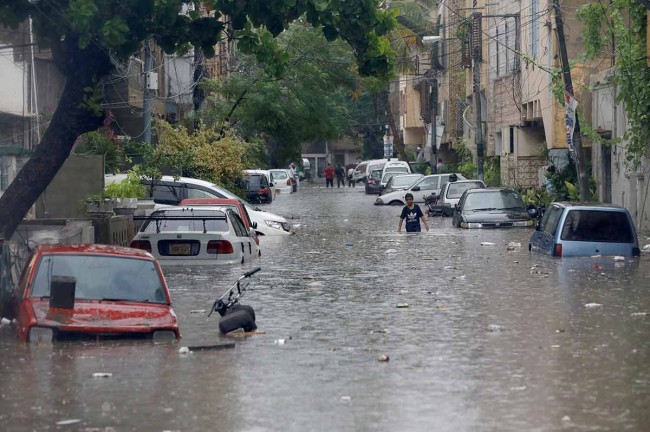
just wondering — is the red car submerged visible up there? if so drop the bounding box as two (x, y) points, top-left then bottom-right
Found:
(11, 244), (180, 342)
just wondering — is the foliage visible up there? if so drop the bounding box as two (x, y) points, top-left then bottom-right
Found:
(447, 142), (476, 179)
(517, 187), (552, 207)
(154, 120), (249, 191)
(200, 22), (388, 167)
(577, 0), (650, 169)
(483, 156), (501, 187)
(104, 171), (146, 199)
(73, 131), (127, 174)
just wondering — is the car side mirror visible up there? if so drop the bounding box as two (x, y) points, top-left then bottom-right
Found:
(411, 186), (421, 191)
(269, 182), (274, 187)
(526, 205), (538, 219)
(252, 221), (258, 229)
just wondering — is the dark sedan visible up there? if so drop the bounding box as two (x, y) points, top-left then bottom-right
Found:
(451, 188), (538, 228)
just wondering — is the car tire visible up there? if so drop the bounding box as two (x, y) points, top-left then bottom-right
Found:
(219, 309), (257, 334)
(389, 201), (403, 206)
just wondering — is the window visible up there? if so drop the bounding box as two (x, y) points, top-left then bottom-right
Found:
(540, 205), (562, 235)
(187, 188), (218, 199)
(228, 211), (248, 237)
(560, 210), (634, 243)
(509, 127), (515, 154)
(31, 255), (166, 303)
(147, 182), (183, 205)
(140, 209), (229, 233)
(416, 177), (439, 191)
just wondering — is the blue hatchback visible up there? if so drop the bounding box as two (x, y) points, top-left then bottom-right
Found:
(529, 202), (640, 257)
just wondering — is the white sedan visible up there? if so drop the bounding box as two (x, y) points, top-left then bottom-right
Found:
(268, 169), (294, 195)
(130, 206), (259, 265)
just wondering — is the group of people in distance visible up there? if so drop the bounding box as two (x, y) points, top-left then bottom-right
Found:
(323, 163), (355, 188)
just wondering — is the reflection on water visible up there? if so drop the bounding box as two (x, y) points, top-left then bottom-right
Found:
(1, 184), (649, 431)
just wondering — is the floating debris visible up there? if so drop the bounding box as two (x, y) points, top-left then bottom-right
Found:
(585, 303), (603, 308)
(377, 354), (390, 362)
(92, 372), (113, 378)
(385, 249), (397, 254)
(275, 339), (286, 345)
(506, 242), (521, 251)
(396, 303), (410, 308)
(178, 346), (190, 354)
(613, 256), (625, 262)
(56, 419), (81, 426)
(487, 324), (504, 332)
(631, 312), (649, 316)
(481, 242), (495, 246)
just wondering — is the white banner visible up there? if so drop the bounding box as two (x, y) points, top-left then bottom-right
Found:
(383, 134), (393, 158)
(564, 94), (578, 152)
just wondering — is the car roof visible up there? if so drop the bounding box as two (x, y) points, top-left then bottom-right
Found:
(105, 173), (219, 189)
(180, 198), (241, 206)
(551, 201), (628, 210)
(36, 243), (156, 260)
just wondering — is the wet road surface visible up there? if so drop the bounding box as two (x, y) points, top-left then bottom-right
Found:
(1, 183), (649, 431)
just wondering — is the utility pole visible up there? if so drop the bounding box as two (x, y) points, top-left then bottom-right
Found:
(430, 71), (438, 173)
(143, 37), (153, 144)
(472, 12), (484, 181)
(553, 0), (589, 200)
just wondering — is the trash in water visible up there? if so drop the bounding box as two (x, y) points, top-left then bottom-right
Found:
(435, 305), (447, 311)
(506, 242), (521, 251)
(585, 303), (603, 308)
(0, 317), (11, 327)
(189, 309), (206, 314)
(630, 312), (648, 316)
(340, 396), (351, 402)
(396, 303), (409, 308)
(92, 372), (113, 378)
(443, 265), (456, 270)
(487, 324), (504, 332)
(308, 281), (323, 287)
(275, 339), (286, 345)
(613, 256), (625, 262)
(385, 249), (397, 254)
(178, 346), (190, 354)
(345, 242), (353, 247)
(592, 264), (601, 270)
(562, 416), (571, 422)
(56, 419), (81, 426)
(377, 354), (390, 362)
(452, 275), (466, 280)
(481, 242), (495, 246)
(642, 244), (650, 252)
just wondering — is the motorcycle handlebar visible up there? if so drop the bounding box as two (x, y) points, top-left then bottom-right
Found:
(244, 267), (261, 277)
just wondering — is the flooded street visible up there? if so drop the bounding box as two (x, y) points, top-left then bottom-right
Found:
(1, 183), (649, 431)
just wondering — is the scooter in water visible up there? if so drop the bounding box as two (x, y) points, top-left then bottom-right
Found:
(208, 267), (261, 334)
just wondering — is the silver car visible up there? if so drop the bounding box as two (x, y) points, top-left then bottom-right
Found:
(529, 203), (640, 257)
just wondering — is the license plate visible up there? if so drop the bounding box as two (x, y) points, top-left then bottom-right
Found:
(169, 243), (191, 255)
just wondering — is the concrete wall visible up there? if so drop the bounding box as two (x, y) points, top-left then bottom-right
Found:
(35, 154), (104, 218)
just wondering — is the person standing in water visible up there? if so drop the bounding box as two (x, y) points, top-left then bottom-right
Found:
(398, 193), (429, 233)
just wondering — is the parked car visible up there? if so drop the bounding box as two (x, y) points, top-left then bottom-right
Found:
(374, 173), (467, 206)
(365, 169), (384, 194)
(451, 188), (537, 228)
(268, 169), (294, 195)
(179, 198), (260, 248)
(380, 160), (411, 180)
(380, 173), (424, 195)
(243, 172), (273, 204)
(104, 174), (292, 236)
(529, 203), (640, 257)
(131, 206), (259, 265)
(430, 179), (486, 216)
(10, 244), (180, 342)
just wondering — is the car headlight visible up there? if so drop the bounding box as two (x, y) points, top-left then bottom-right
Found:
(265, 220), (291, 232)
(460, 222), (482, 228)
(513, 220), (535, 227)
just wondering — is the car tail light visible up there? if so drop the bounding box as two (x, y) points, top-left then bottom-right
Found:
(207, 240), (234, 254)
(259, 188), (269, 195)
(130, 240), (152, 252)
(286, 179), (292, 186)
(553, 243), (562, 257)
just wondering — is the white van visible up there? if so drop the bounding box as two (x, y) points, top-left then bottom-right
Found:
(105, 174), (292, 235)
(363, 158), (399, 193)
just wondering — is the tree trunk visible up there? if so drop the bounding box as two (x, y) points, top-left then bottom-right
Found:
(0, 38), (113, 240)
(385, 95), (408, 160)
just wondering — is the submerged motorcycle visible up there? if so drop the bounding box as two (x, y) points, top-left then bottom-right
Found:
(209, 267), (261, 334)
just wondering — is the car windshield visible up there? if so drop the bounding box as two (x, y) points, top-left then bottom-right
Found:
(140, 209), (229, 233)
(463, 190), (525, 211)
(370, 170), (382, 180)
(271, 170), (288, 180)
(244, 175), (265, 190)
(385, 167), (408, 174)
(560, 209), (634, 243)
(30, 254), (166, 303)
(447, 182), (485, 199)
(391, 175), (422, 187)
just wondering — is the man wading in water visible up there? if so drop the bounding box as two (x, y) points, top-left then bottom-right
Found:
(397, 193), (429, 233)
